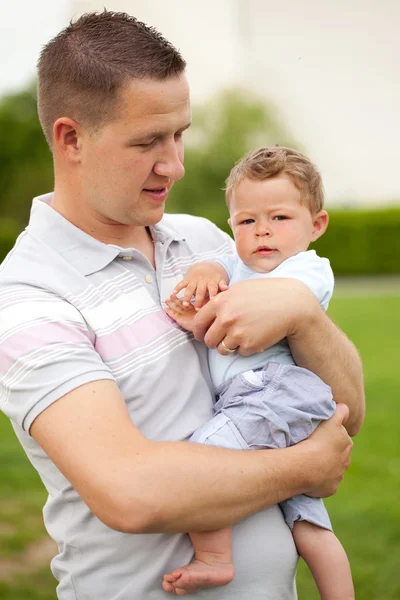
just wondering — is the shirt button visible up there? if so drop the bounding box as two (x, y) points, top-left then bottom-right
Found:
(144, 274), (153, 284)
(121, 256), (132, 261)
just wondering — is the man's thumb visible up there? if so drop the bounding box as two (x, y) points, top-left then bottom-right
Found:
(335, 403), (350, 425)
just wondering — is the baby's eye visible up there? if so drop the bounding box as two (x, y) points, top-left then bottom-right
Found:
(241, 219), (255, 225)
(273, 215), (288, 221)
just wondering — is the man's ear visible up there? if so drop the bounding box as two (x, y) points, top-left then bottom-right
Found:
(53, 117), (83, 163)
(311, 210), (329, 242)
(227, 217), (232, 231)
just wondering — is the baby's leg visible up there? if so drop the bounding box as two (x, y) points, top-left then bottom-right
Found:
(162, 527), (234, 596)
(293, 521), (354, 600)
(162, 414), (248, 595)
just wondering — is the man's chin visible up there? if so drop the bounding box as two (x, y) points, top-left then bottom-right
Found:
(132, 207), (165, 227)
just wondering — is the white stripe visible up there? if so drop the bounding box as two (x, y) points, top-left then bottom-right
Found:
(80, 287), (156, 331)
(0, 289), (61, 306)
(66, 271), (140, 306)
(0, 300), (85, 338)
(0, 286), (158, 339)
(95, 305), (160, 336)
(0, 342), (93, 400)
(110, 330), (192, 377)
(0, 317), (87, 346)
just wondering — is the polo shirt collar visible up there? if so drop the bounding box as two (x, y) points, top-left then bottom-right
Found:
(27, 193), (185, 276)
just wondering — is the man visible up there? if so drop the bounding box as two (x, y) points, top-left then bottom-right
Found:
(0, 11), (363, 600)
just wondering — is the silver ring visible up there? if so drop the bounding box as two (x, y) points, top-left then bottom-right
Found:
(221, 339), (237, 354)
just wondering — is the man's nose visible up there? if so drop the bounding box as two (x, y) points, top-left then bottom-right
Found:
(153, 143), (185, 182)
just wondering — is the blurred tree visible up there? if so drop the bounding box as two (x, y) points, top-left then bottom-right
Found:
(168, 88), (297, 232)
(0, 84), (53, 229)
(0, 85), (294, 234)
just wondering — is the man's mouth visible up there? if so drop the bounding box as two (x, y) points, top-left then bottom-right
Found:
(142, 187), (169, 202)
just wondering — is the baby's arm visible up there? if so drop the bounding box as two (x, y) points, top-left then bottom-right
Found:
(171, 262), (229, 310)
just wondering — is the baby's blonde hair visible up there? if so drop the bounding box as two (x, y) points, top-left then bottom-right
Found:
(225, 146), (324, 213)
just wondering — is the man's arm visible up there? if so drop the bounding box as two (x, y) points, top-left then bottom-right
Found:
(289, 302), (364, 436)
(191, 278), (365, 436)
(30, 379), (352, 534)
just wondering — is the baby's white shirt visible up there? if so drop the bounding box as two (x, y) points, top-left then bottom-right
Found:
(209, 250), (334, 390)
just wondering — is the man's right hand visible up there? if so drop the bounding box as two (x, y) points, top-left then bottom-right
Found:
(302, 403), (353, 498)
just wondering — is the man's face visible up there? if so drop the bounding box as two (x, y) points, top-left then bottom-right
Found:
(228, 175), (321, 273)
(79, 75), (191, 228)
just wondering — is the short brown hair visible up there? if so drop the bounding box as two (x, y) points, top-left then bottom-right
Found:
(37, 11), (186, 148)
(225, 146), (324, 213)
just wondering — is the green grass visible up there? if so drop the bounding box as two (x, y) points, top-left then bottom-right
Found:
(0, 293), (399, 598)
(0, 568), (56, 600)
(297, 295), (400, 599)
(0, 418), (48, 559)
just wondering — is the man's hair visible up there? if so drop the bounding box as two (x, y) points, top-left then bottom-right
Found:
(225, 146), (324, 213)
(37, 11), (186, 148)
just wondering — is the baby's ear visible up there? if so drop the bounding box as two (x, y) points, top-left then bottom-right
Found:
(311, 210), (329, 242)
(227, 218), (232, 231)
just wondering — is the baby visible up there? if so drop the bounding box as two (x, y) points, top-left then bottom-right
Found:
(163, 146), (354, 599)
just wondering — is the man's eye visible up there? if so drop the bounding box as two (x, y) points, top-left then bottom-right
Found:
(241, 219), (255, 225)
(136, 139), (156, 148)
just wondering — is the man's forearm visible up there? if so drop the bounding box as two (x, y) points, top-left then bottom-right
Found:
(31, 380), (352, 537)
(107, 410), (350, 535)
(289, 306), (365, 435)
(114, 441), (308, 533)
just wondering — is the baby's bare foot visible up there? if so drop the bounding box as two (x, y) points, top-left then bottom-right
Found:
(162, 557), (234, 596)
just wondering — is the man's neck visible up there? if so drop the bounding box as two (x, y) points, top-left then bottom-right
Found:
(50, 191), (156, 267)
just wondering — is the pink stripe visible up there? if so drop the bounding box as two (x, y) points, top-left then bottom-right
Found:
(1, 322), (91, 374)
(95, 310), (175, 362)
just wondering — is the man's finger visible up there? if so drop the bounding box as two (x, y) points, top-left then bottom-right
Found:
(192, 300), (217, 341)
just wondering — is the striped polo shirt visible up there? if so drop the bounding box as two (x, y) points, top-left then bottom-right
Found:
(0, 194), (298, 600)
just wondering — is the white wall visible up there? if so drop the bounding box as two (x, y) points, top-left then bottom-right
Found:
(72, 0), (400, 207)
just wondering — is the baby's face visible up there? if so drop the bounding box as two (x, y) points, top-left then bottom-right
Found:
(228, 175), (327, 273)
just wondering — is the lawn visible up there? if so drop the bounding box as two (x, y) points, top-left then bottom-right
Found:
(0, 293), (399, 599)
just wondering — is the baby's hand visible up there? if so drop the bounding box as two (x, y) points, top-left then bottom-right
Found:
(171, 264), (228, 311)
(165, 296), (198, 332)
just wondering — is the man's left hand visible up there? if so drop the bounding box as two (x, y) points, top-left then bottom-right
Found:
(191, 278), (318, 356)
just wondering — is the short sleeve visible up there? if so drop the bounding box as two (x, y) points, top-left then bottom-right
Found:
(0, 282), (115, 433)
(214, 254), (240, 282)
(265, 251), (334, 311)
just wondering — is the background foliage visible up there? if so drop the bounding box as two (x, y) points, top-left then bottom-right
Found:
(1, 86), (399, 274)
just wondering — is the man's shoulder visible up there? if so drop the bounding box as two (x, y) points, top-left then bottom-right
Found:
(0, 230), (37, 282)
(0, 228), (70, 299)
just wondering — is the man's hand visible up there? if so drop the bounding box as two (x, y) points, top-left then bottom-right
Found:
(301, 404), (353, 498)
(191, 277), (365, 433)
(191, 277), (313, 355)
(171, 262), (229, 311)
